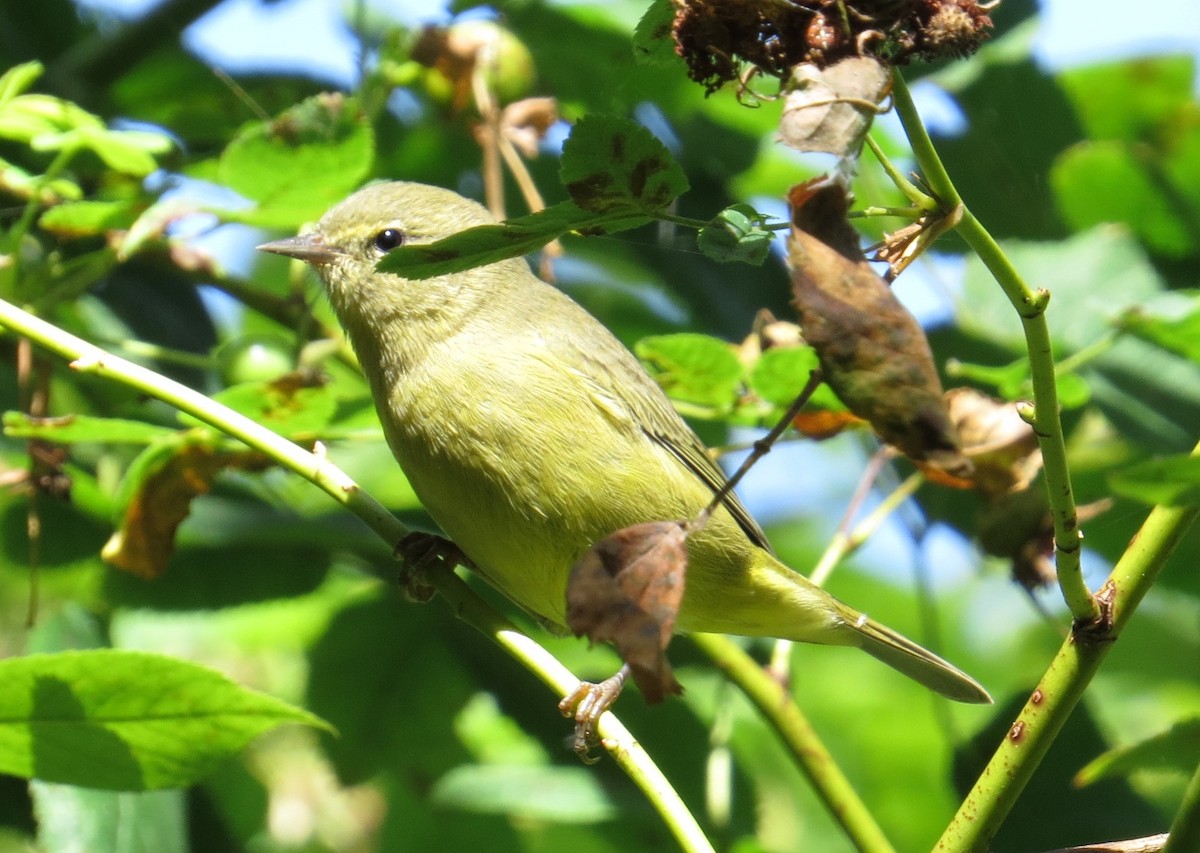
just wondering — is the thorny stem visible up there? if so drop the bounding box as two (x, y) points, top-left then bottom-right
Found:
(0, 297), (713, 853)
(888, 69), (1098, 627)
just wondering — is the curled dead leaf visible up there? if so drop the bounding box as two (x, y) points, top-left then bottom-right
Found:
(102, 440), (270, 579)
(787, 177), (970, 476)
(779, 57), (891, 157)
(565, 520), (688, 703)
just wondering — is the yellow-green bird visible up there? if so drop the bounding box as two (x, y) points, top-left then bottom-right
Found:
(259, 181), (990, 707)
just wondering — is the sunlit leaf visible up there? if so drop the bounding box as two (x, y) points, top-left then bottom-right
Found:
(3, 412), (177, 444)
(0, 651), (329, 791)
(559, 114), (688, 214)
(636, 333), (744, 410)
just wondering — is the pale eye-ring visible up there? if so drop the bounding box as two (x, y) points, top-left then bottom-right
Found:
(373, 228), (405, 253)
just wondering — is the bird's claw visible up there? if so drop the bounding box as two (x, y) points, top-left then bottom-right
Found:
(558, 666), (629, 764)
(394, 532), (468, 602)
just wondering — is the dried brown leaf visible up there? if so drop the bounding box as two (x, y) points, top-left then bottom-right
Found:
(787, 177), (970, 476)
(102, 443), (269, 578)
(565, 520), (688, 703)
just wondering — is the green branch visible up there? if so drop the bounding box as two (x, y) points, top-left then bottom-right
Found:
(889, 69), (1098, 626)
(691, 633), (895, 853)
(0, 297), (713, 853)
(934, 454), (1200, 850)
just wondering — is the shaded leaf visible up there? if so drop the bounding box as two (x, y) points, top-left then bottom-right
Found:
(1109, 455), (1200, 506)
(1074, 718), (1200, 786)
(102, 435), (271, 578)
(1117, 298), (1200, 364)
(787, 177), (969, 475)
(0, 651), (328, 791)
(1051, 138), (1200, 259)
(632, 0), (681, 68)
(566, 521), (688, 703)
(559, 114), (688, 215)
(696, 203), (775, 265)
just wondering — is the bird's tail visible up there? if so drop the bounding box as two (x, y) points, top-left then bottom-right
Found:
(838, 604), (992, 704)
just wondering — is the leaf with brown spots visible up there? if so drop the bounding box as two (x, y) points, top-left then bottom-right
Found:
(787, 177), (970, 476)
(559, 115), (689, 216)
(565, 520), (689, 703)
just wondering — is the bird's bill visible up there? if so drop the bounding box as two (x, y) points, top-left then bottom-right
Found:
(257, 233), (340, 264)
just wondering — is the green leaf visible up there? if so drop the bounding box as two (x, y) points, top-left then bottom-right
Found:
(431, 765), (617, 823)
(1117, 295), (1200, 363)
(1051, 139), (1198, 258)
(0, 650), (329, 791)
(32, 783), (186, 853)
(697, 204), (776, 265)
(378, 200), (645, 279)
(0, 61), (43, 105)
(75, 126), (172, 177)
(1109, 455), (1200, 506)
(747, 346), (842, 411)
(632, 0), (680, 68)
(559, 114), (688, 214)
(217, 94), (374, 228)
(1074, 718), (1200, 785)
(3, 412), (177, 444)
(38, 199), (139, 238)
(202, 378), (337, 440)
(635, 333), (743, 409)
(959, 227), (1163, 354)
(1058, 56), (1195, 143)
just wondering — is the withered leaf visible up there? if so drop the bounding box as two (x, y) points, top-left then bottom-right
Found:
(787, 177), (970, 477)
(779, 58), (891, 157)
(565, 521), (688, 703)
(942, 387), (1042, 496)
(102, 439), (270, 578)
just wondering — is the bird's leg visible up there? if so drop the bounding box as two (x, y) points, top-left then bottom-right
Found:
(394, 532), (470, 603)
(558, 664), (630, 763)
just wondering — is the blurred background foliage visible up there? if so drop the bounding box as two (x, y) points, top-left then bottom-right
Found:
(0, 0), (1198, 851)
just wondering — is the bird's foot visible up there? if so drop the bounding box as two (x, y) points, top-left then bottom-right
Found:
(394, 532), (468, 603)
(558, 665), (629, 764)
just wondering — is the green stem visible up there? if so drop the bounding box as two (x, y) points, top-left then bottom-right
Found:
(0, 296), (712, 853)
(1165, 757), (1200, 853)
(890, 69), (1097, 626)
(864, 133), (935, 210)
(692, 633), (895, 853)
(809, 471), (924, 588)
(934, 440), (1200, 851)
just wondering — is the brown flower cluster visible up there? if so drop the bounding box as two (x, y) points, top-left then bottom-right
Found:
(673, 0), (994, 93)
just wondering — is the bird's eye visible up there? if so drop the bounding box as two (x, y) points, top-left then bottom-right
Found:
(373, 228), (405, 253)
